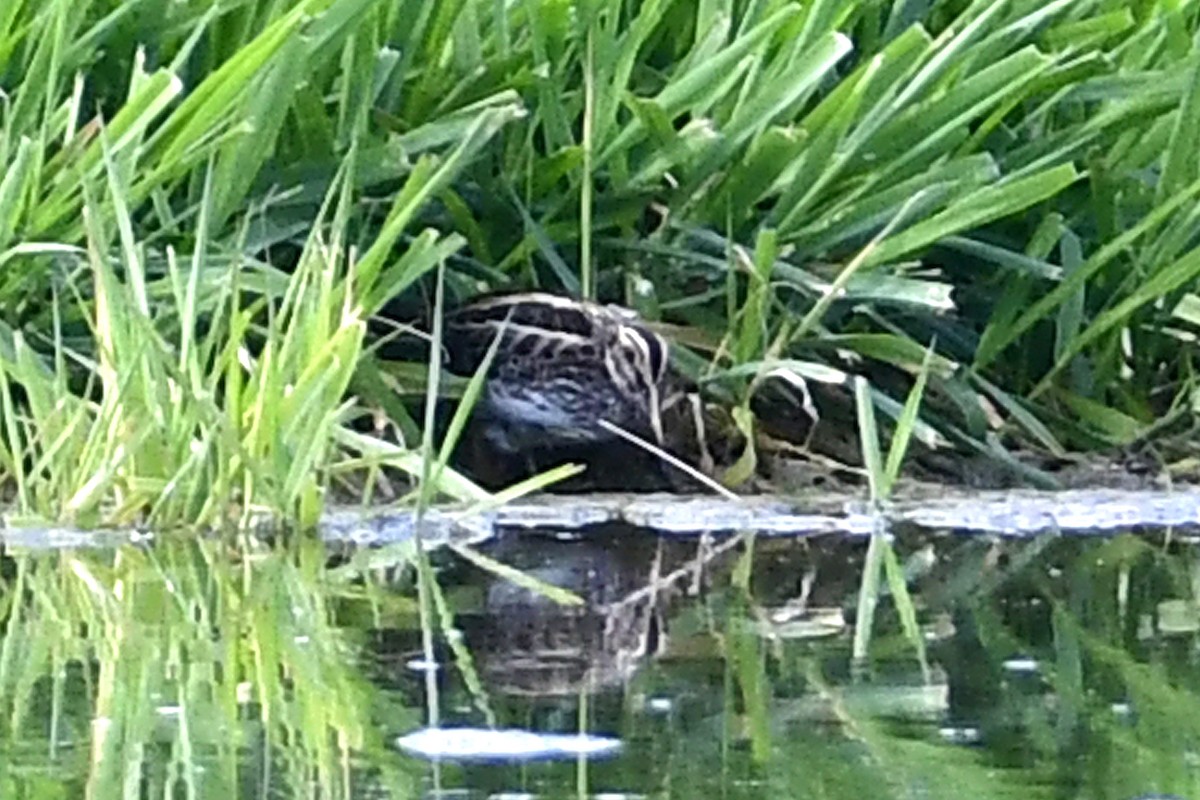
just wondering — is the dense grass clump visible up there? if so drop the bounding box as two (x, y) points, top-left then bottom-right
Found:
(0, 0), (1198, 526)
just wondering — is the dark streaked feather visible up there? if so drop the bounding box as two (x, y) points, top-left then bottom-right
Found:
(440, 292), (680, 451)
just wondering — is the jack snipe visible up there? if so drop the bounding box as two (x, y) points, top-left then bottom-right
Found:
(441, 292), (683, 458)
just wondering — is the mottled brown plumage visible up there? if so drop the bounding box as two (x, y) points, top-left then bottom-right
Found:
(441, 292), (684, 457)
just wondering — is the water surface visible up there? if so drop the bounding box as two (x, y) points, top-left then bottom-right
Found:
(2, 498), (1199, 799)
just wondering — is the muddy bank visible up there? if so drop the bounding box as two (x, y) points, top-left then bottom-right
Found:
(321, 486), (1200, 548)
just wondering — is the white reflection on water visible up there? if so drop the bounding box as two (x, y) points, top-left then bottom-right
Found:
(397, 727), (622, 762)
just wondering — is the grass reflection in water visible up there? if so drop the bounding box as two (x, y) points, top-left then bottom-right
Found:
(1, 526), (1199, 799)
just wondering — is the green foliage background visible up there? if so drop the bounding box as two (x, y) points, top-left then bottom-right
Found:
(1, 0), (1198, 526)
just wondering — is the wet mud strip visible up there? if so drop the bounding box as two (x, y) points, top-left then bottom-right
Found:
(321, 487), (1200, 548)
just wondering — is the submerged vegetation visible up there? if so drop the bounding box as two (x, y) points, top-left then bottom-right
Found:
(0, 0), (1199, 526)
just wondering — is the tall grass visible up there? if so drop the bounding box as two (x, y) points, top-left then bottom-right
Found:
(1, 0), (1198, 526)
(0, 537), (403, 798)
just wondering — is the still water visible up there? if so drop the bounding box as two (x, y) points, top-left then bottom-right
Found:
(0, 516), (1198, 799)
